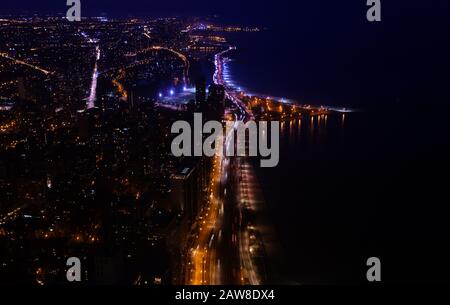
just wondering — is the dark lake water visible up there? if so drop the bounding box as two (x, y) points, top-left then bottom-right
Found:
(222, 25), (450, 283)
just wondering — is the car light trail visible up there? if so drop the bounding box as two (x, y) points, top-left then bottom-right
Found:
(0, 52), (51, 75)
(87, 46), (101, 109)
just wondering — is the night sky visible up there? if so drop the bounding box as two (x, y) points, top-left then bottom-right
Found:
(1, 1), (449, 23)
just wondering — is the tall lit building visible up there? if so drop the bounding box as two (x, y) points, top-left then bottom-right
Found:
(195, 76), (206, 109)
(207, 84), (225, 120)
(170, 164), (202, 225)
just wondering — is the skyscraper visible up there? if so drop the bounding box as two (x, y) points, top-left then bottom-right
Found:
(195, 76), (206, 109)
(170, 164), (202, 225)
(207, 84), (225, 120)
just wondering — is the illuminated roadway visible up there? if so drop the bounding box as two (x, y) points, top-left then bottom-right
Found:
(188, 154), (223, 285)
(185, 47), (262, 285)
(141, 31), (191, 85)
(0, 52), (52, 75)
(87, 45), (101, 109)
(215, 48), (261, 285)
